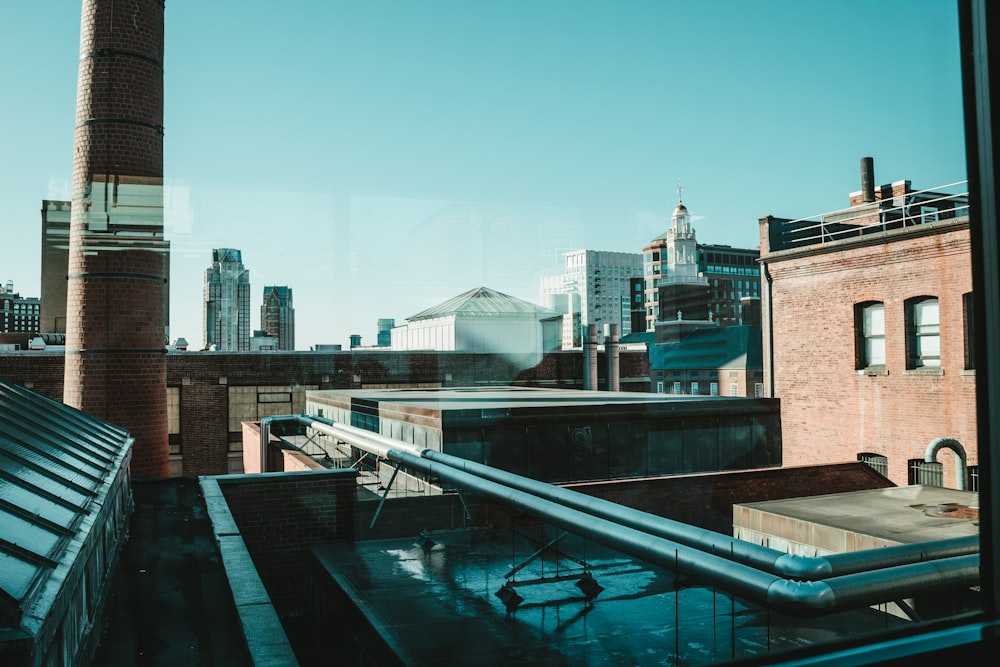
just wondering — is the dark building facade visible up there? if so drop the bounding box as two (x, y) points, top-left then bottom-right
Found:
(261, 285), (295, 351)
(39, 200), (71, 334)
(0, 282), (39, 336)
(63, 0), (170, 478)
(698, 244), (761, 326)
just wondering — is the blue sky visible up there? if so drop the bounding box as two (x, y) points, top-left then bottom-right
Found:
(0, 1), (966, 350)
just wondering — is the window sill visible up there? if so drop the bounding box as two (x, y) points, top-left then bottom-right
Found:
(904, 367), (944, 376)
(857, 366), (888, 376)
(961, 369), (976, 376)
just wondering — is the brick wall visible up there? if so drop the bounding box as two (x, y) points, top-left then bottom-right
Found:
(1, 350), (650, 477)
(217, 470), (358, 617)
(761, 219), (976, 487)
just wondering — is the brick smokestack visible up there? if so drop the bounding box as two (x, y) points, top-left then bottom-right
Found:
(64, 0), (169, 477)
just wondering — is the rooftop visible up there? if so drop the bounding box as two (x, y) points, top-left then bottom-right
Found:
(308, 525), (909, 666)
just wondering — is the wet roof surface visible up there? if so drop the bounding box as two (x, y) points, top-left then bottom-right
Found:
(310, 526), (906, 666)
(0, 379), (130, 623)
(91, 478), (251, 666)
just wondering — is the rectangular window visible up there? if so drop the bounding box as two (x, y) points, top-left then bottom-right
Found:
(907, 297), (941, 368)
(672, 381), (681, 394)
(858, 453), (888, 477)
(709, 382), (718, 396)
(656, 381), (664, 394)
(690, 381), (699, 395)
(730, 383), (739, 396)
(964, 291), (975, 370)
(908, 459), (943, 487)
(856, 302), (886, 368)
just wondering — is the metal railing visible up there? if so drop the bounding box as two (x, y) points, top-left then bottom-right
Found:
(777, 181), (969, 250)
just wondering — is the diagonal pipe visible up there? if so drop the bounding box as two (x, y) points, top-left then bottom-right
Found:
(270, 415), (979, 615)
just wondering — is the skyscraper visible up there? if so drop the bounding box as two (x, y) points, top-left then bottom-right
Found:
(204, 248), (250, 351)
(540, 250), (642, 347)
(261, 285), (295, 351)
(63, 0), (170, 478)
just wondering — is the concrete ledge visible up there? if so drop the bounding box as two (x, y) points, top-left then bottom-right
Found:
(199, 477), (299, 667)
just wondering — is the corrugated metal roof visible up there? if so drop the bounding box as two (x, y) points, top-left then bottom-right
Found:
(406, 286), (558, 321)
(0, 379), (132, 629)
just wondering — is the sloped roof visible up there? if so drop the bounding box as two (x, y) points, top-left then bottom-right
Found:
(0, 379), (132, 634)
(649, 325), (763, 371)
(406, 286), (558, 321)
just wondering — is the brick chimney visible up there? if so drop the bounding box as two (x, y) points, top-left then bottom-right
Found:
(64, 0), (169, 477)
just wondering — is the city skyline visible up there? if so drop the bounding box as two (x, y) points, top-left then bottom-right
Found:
(0, 0), (966, 350)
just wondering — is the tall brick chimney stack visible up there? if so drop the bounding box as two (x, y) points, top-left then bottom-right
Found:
(64, 0), (170, 477)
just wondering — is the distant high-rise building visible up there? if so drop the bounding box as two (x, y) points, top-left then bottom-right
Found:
(261, 285), (295, 351)
(0, 281), (40, 334)
(39, 200), (71, 334)
(204, 248), (250, 351)
(377, 318), (395, 347)
(698, 244), (761, 326)
(540, 250), (642, 347)
(642, 193), (760, 330)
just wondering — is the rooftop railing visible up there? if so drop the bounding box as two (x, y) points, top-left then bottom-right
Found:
(774, 180), (969, 251)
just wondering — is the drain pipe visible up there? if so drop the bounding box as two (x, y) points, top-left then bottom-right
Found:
(258, 414), (300, 473)
(293, 416), (979, 583)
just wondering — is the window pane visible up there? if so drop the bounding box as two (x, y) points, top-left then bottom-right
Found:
(864, 304), (884, 335)
(866, 337), (886, 365)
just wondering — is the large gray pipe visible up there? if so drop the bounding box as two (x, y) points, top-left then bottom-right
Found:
(384, 447), (978, 615)
(925, 437), (968, 491)
(605, 323), (620, 392)
(298, 416), (979, 601)
(582, 323), (598, 390)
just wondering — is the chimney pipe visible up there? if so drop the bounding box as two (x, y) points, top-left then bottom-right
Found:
(582, 324), (598, 390)
(861, 157), (875, 203)
(605, 323), (620, 391)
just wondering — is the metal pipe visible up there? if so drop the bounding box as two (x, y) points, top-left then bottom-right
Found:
(283, 416), (980, 613)
(385, 447), (979, 615)
(925, 437), (969, 491)
(293, 416), (979, 579)
(606, 323), (620, 391)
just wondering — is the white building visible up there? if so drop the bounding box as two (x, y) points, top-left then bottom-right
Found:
(391, 286), (561, 355)
(539, 249), (642, 347)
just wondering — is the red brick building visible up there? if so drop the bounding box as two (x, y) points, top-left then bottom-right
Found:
(758, 159), (976, 488)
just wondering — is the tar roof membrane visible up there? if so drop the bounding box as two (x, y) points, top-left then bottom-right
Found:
(0, 379), (132, 633)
